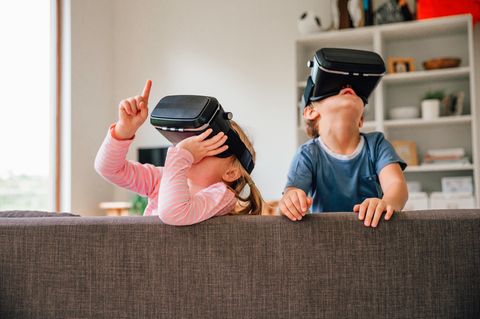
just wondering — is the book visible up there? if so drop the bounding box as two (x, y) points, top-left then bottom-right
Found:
(425, 148), (465, 158)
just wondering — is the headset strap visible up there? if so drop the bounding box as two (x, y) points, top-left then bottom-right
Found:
(226, 129), (255, 174)
(301, 77), (315, 108)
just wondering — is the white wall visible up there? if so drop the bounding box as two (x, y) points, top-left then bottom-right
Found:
(68, 0), (331, 214)
(110, 0), (329, 202)
(68, 0), (115, 215)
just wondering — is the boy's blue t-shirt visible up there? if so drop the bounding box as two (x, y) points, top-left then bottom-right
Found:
(285, 132), (407, 213)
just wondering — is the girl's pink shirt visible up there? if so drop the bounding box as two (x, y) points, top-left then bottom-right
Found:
(94, 124), (236, 225)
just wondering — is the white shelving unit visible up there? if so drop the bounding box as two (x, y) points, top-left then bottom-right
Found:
(295, 15), (480, 207)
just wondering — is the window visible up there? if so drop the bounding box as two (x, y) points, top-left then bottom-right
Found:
(0, 1), (53, 210)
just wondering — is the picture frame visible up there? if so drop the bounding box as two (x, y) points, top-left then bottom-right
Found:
(391, 140), (419, 166)
(387, 57), (415, 73)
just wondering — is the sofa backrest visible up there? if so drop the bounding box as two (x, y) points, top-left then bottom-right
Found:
(1, 210), (479, 318)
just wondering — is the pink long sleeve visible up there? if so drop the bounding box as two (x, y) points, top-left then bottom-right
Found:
(156, 146), (236, 226)
(94, 124), (162, 215)
(95, 124), (236, 222)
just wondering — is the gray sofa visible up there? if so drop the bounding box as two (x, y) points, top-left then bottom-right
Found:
(1, 210), (479, 318)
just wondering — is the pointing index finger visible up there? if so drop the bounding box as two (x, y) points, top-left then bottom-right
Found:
(142, 80), (152, 101)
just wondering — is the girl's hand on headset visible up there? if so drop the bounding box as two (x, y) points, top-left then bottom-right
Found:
(177, 129), (228, 163)
(114, 80), (152, 140)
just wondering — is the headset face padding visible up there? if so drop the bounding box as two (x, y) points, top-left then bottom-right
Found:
(302, 48), (386, 107)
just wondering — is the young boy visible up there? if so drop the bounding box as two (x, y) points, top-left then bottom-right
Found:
(280, 53), (408, 227)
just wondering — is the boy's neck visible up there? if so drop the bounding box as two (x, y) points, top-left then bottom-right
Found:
(319, 123), (361, 155)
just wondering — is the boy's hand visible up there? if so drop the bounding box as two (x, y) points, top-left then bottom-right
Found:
(279, 187), (312, 221)
(353, 198), (395, 228)
(115, 80), (152, 140)
(176, 128), (228, 163)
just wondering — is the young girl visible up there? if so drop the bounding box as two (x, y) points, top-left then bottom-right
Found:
(95, 80), (263, 225)
(280, 86), (408, 228)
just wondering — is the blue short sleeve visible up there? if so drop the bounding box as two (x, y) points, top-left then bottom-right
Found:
(285, 143), (315, 195)
(369, 133), (407, 174)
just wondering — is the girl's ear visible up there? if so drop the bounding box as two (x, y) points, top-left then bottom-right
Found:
(303, 106), (320, 121)
(223, 165), (242, 183)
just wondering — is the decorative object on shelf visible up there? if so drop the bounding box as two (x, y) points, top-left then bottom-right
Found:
(423, 147), (470, 165)
(391, 140), (419, 166)
(422, 57), (461, 70)
(375, 0), (413, 25)
(387, 57), (415, 73)
(441, 176), (473, 194)
(417, 0), (480, 24)
(442, 91), (465, 116)
(334, 0), (351, 29)
(421, 90), (444, 120)
(422, 90), (445, 100)
(389, 106), (419, 119)
(130, 195), (148, 216)
(347, 0), (364, 27)
(363, 0), (374, 26)
(331, 0), (364, 29)
(297, 11), (324, 34)
(421, 100), (440, 120)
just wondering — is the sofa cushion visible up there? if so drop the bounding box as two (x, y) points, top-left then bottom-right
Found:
(0, 210), (79, 218)
(0, 211), (479, 318)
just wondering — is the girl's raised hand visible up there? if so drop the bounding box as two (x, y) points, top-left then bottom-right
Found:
(115, 80), (152, 140)
(177, 129), (229, 163)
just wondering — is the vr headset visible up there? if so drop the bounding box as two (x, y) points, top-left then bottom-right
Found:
(150, 95), (254, 174)
(302, 48), (386, 107)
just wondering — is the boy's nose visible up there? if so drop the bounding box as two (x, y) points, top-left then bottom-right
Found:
(339, 87), (356, 96)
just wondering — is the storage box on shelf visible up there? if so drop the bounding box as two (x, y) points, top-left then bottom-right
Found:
(295, 14), (479, 207)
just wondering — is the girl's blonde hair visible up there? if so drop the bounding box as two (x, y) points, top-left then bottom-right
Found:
(225, 121), (264, 215)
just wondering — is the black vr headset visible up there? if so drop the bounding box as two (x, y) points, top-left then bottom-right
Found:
(302, 48), (386, 107)
(150, 95), (254, 174)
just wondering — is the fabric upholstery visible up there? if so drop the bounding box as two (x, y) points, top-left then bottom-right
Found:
(0, 210), (79, 217)
(0, 210), (479, 318)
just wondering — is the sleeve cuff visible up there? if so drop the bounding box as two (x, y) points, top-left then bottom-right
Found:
(109, 123), (135, 141)
(167, 146), (195, 164)
(104, 124), (135, 151)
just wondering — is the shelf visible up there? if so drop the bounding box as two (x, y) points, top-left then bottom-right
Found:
(384, 115), (472, 128)
(383, 67), (470, 84)
(296, 15), (471, 46)
(299, 67), (470, 87)
(405, 163), (474, 173)
(380, 15), (470, 41)
(294, 14), (479, 207)
(296, 27), (373, 47)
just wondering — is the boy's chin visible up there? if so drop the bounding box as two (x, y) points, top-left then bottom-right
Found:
(324, 98), (363, 115)
(335, 95), (363, 107)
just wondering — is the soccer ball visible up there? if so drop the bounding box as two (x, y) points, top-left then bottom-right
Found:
(297, 11), (324, 34)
